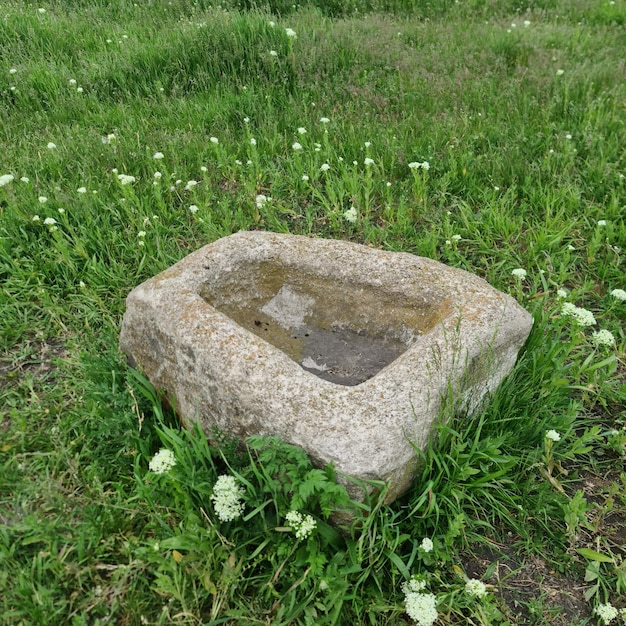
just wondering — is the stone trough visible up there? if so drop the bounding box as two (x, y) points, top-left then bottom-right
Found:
(120, 231), (533, 503)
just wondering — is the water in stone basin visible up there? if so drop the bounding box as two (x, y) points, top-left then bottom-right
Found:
(250, 316), (406, 386)
(201, 260), (445, 386)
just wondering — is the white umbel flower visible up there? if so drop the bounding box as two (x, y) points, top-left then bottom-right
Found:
(285, 510), (317, 540)
(149, 449), (176, 474)
(211, 475), (245, 522)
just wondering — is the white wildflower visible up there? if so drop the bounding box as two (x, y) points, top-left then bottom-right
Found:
(69, 78), (76, 85)
(451, 234), (462, 241)
(343, 206), (357, 223)
(38, 196), (47, 204)
(404, 590), (438, 626)
(546, 430), (561, 442)
(285, 27), (296, 38)
(511, 268), (527, 279)
(465, 579), (488, 597)
(153, 152), (164, 159)
(364, 157), (375, 166)
(610, 288), (626, 301)
(301, 174), (309, 181)
(77, 187), (87, 194)
(595, 603), (619, 625)
(137, 231), (146, 237)
(0, 174), (14, 186)
(148, 449), (176, 474)
(32, 215), (40, 221)
(47, 142), (57, 149)
(210, 136), (219, 144)
(20, 176), (29, 183)
(153, 171), (162, 179)
(189, 204), (199, 214)
(43, 217), (57, 225)
(402, 579), (427, 594)
(420, 538), (434, 553)
(184, 180), (198, 190)
(297, 127), (307, 135)
(255, 194), (268, 208)
(590, 330), (616, 348)
(319, 117), (330, 124)
(76, 86), (83, 93)
(556, 288), (568, 298)
(9, 68), (17, 74)
(556, 69), (565, 76)
(285, 510), (316, 540)
(269, 50), (278, 56)
(211, 475), (245, 522)
(561, 302), (596, 327)
(597, 219), (607, 226)
(38, 7), (46, 13)
(320, 163), (330, 172)
(292, 142), (303, 151)
(250, 137), (256, 146)
(118, 174), (136, 185)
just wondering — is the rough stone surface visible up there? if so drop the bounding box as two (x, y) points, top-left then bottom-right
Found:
(119, 231), (533, 503)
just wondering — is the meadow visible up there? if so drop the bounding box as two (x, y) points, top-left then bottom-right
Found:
(0, 0), (625, 624)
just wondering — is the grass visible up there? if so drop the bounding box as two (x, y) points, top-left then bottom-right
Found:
(0, 0), (625, 623)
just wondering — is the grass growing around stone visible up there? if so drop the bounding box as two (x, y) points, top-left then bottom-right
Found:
(1, 0), (625, 624)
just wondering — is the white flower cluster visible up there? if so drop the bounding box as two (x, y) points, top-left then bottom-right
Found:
(285, 510), (316, 540)
(590, 329), (616, 348)
(211, 475), (245, 522)
(0, 173), (14, 186)
(420, 537), (434, 553)
(595, 602), (619, 624)
(117, 174), (136, 185)
(402, 579), (438, 626)
(610, 288), (626, 302)
(545, 430), (561, 442)
(511, 268), (527, 279)
(148, 448), (176, 474)
(465, 579), (487, 597)
(408, 161), (430, 170)
(343, 206), (357, 223)
(561, 302), (596, 327)
(255, 194), (269, 209)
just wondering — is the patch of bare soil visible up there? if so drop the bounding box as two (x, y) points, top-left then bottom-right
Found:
(0, 338), (67, 385)
(462, 464), (626, 625)
(0, 338), (68, 430)
(463, 543), (589, 625)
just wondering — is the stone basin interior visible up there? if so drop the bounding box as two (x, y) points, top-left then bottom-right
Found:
(200, 259), (451, 386)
